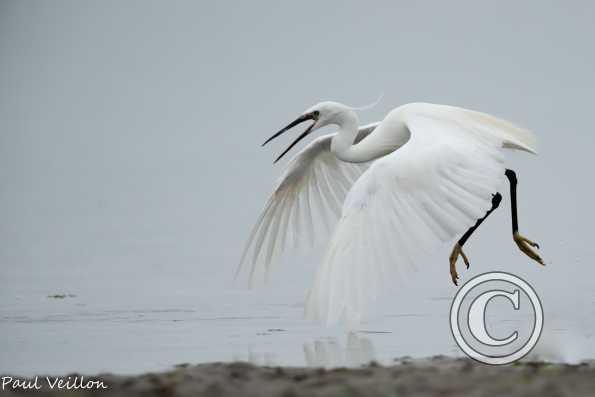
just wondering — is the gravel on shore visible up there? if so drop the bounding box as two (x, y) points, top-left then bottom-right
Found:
(2, 357), (595, 397)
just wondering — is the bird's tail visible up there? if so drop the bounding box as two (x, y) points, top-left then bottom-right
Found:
(460, 108), (537, 154)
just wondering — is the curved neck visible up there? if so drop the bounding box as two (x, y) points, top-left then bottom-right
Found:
(330, 109), (359, 157)
(330, 109), (386, 163)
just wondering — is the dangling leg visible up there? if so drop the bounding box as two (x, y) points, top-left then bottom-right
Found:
(449, 193), (502, 285)
(505, 169), (544, 265)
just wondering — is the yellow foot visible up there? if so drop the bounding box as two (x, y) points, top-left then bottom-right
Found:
(513, 232), (545, 265)
(449, 243), (470, 286)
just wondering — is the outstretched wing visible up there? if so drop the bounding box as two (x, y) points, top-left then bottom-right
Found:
(306, 104), (532, 325)
(237, 123), (379, 286)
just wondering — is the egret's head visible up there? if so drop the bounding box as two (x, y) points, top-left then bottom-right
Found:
(262, 101), (352, 163)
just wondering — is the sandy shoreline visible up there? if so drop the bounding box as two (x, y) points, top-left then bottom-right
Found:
(2, 357), (595, 396)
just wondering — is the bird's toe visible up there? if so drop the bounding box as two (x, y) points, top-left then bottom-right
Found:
(514, 232), (545, 266)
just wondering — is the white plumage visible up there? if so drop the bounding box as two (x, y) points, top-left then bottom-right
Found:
(238, 102), (536, 325)
(236, 122), (378, 286)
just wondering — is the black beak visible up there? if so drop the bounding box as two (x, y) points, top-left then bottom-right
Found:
(262, 112), (318, 163)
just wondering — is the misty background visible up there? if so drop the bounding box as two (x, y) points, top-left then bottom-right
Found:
(1, 1), (594, 374)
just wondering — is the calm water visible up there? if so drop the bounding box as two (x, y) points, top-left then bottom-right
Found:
(2, 253), (593, 376)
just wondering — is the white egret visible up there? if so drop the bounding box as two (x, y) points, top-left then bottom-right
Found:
(237, 101), (543, 325)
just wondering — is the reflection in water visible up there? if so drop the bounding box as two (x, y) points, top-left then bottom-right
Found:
(232, 350), (276, 366)
(303, 332), (375, 367)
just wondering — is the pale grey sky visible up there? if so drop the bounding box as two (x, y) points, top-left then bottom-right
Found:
(1, 1), (594, 318)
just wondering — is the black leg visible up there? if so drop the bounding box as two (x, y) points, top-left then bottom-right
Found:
(449, 192), (502, 285)
(450, 168), (544, 286)
(505, 169), (519, 234)
(505, 169), (545, 265)
(458, 193), (503, 247)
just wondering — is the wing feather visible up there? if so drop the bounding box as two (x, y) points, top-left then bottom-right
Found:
(237, 123), (379, 286)
(306, 106), (511, 325)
